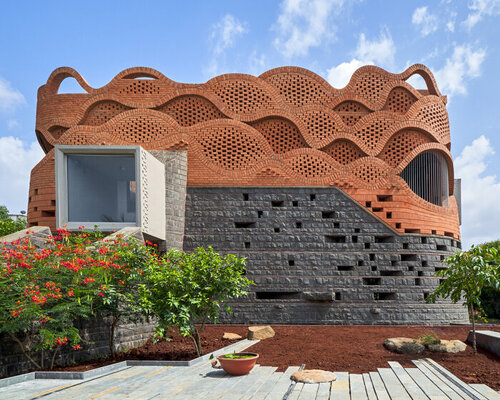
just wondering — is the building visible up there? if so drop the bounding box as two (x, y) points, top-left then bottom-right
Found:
(27, 64), (468, 324)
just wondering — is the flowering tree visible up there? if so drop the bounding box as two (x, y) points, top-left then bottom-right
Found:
(0, 228), (154, 369)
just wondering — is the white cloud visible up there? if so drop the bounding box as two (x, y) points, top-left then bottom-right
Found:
(326, 59), (370, 88)
(455, 135), (500, 248)
(0, 77), (26, 113)
(446, 11), (457, 32)
(354, 30), (395, 67)
(273, 0), (347, 58)
(211, 14), (247, 56)
(463, 0), (500, 30)
(206, 14), (247, 76)
(326, 29), (395, 88)
(7, 119), (19, 130)
(434, 44), (486, 96)
(248, 51), (267, 75)
(0, 136), (44, 213)
(412, 6), (439, 36)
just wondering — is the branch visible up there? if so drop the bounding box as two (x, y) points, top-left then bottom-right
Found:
(8, 332), (41, 370)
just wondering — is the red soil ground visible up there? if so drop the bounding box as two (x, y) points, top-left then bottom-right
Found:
(52, 325), (500, 390)
(245, 325), (500, 391)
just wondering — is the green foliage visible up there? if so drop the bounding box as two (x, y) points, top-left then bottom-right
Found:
(141, 246), (253, 356)
(0, 228), (154, 369)
(221, 353), (255, 359)
(427, 244), (499, 354)
(426, 245), (499, 308)
(0, 218), (27, 237)
(418, 332), (440, 346)
(0, 205), (10, 221)
(0, 205), (27, 237)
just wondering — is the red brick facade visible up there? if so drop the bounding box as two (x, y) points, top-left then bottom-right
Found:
(28, 65), (460, 239)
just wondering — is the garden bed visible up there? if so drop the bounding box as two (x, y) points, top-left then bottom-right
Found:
(22, 325), (500, 390)
(47, 326), (249, 373)
(246, 325), (500, 391)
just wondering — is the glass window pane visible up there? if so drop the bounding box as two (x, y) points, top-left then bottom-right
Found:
(67, 155), (136, 222)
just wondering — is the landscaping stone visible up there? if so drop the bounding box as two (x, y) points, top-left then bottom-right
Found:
(248, 325), (275, 340)
(222, 332), (242, 340)
(291, 369), (336, 383)
(428, 339), (467, 353)
(384, 337), (425, 354)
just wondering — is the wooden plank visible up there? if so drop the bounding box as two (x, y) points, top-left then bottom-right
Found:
(297, 382), (319, 400)
(422, 359), (488, 400)
(469, 384), (500, 400)
(227, 366), (277, 400)
(378, 368), (412, 400)
(412, 360), (470, 400)
(350, 373), (368, 400)
(241, 371), (283, 400)
(369, 372), (391, 400)
(330, 372), (350, 400)
(287, 382), (304, 400)
(405, 367), (450, 400)
(362, 373), (377, 400)
(264, 366), (300, 400)
(388, 361), (429, 400)
(316, 382), (331, 400)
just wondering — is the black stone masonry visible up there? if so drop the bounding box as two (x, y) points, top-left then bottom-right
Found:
(184, 187), (468, 325)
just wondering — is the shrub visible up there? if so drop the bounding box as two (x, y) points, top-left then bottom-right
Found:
(141, 246), (253, 356)
(427, 245), (499, 354)
(0, 228), (154, 369)
(0, 205), (27, 237)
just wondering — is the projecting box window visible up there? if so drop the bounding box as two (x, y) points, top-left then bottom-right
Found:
(54, 145), (166, 240)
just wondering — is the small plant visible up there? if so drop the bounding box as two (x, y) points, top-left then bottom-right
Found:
(141, 246), (253, 356)
(418, 332), (440, 346)
(426, 244), (499, 355)
(221, 353), (256, 359)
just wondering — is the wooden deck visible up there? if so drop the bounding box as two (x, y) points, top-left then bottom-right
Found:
(1, 357), (498, 399)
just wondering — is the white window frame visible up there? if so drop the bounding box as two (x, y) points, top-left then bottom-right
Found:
(55, 145), (142, 232)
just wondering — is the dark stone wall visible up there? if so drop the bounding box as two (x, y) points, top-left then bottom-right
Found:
(184, 187), (469, 325)
(0, 318), (155, 378)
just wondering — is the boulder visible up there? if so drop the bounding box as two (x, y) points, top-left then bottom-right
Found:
(222, 332), (242, 340)
(291, 369), (336, 383)
(384, 337), (425, 354)
(248, 325), (275, 340)
(428, 340), (467, 353)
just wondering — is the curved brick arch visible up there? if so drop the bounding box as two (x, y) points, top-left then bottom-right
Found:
(29, 64), (460, 239)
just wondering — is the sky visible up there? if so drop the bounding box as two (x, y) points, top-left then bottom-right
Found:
(0, 0), (498, 248)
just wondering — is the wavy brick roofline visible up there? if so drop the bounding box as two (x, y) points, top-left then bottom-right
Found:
(30, 64), (459, 239)
(40, 64), (443, 99)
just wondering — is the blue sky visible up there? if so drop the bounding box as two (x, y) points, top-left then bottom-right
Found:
(0, 0), (498, 247)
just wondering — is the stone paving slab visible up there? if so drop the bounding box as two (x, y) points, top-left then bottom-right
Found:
(0, 356), (497, 399)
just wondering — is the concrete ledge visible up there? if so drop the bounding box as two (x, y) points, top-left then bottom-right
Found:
(0, 339), (257, 387)
(467, 330), (500, 357)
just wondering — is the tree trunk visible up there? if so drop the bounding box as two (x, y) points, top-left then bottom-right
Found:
(9, 333), (42, 370)
(191, 329), (202, 357)
(109, 316), (119, 357)
(471, 303), (477, 355)
(50, 347), (61, 370)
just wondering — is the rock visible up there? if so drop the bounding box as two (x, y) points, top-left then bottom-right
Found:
(428, 340), (467, 353)
(222, 332), (242, 340)
(384, 337), (425, 354)
(248, 325), (275, 340)
(291, 369), (336, 383)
